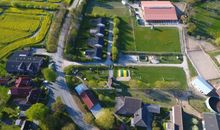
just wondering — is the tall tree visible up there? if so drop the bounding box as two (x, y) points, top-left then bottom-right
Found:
(25, 103), (49, 121)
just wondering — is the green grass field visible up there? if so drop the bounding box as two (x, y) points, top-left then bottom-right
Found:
(115, 67), (187, 90)
(133, 27), (181, 52)
(192, 1), (220, 38)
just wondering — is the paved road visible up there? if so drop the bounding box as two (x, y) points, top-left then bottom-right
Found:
(44, 0), (98, 129)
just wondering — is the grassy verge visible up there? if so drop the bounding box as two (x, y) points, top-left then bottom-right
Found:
(188, 96), (209, 113)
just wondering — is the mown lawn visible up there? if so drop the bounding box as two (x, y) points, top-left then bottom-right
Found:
(115, 67), (187, 90)
(192, 1), (220, 38)
(134, 27), (181, 52)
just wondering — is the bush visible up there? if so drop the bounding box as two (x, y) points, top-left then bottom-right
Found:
(83, 113), (94, 124)
(25, 103), (49, 121)
(154, 80), (181, 89)
(215, 37), (220, 46)
(46, 9), (66, 52)
(95, 109), (115, 129)
(42, 68), (57, 82)
(187, 22), (197, 35)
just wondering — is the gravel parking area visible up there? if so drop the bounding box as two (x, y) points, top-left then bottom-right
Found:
(188, 50), (220, 80)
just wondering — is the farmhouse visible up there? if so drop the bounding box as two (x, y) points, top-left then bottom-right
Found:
(141, 1), (178, 24)
(6, 51), (44, 75)
(191, 76), (214, 95)
(115, 96), (160, 129)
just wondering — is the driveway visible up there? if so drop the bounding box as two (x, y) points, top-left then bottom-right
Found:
(187, 37), (220, 80)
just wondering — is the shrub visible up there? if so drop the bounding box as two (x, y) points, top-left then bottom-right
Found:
(154, 80), (181, 89)
(95, 109), (115, 129)
(42, 68), (57, 82)
(187, 22), (197, 35)
(215, 37), (220, 46)
(25, 103), (49, 121)
(83, 112), (94, 124)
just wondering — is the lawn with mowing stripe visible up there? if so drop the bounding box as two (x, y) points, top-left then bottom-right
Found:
(133, 27), (181, 52)
(115, 67), (187, 90)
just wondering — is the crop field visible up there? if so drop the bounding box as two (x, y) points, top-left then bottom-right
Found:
(0, 8), (52, 59)
(192, 1), (220, 38)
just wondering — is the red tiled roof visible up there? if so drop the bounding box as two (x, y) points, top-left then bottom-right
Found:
(141, 1), (178, 21)
(15, 77), (32, 88)
(10, 87), (32, 97)
(80, 90), (97, 109)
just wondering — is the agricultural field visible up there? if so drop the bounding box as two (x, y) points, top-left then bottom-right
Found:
(0, 8), (52, 59)
(0, 13), (42, 44)
(192, 1), (220, 38)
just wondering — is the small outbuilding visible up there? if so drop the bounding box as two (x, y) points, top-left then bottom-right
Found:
(191, 76), (214, 95)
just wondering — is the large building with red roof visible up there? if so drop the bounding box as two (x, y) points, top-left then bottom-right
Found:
(141, 1), (178, 24)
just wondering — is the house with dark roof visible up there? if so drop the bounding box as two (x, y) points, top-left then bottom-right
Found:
(6, 51), (44, 75)
(115, 97), (142, 116)
(203, 112), (220, 130)
(9, 77), (32, 97)
(90, 26), (105, 37)
(115, 96), (160, 129)
(26, 89), (42, 104)
(90, 18), (106, 26)
(0, 77), (11, 86)
(131, 106), (152, 128)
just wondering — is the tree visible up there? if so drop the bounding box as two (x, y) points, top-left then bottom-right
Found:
(111, 46), (118, 62)
(42, 68), (57, 82)
(52, 97), (65, 112)
(187, 22), (197, 35)
(95, 109), (115, 129)
(61, 123), (76, 130)
(215, 37), (220, 46)
(87, 80), (97, 88)
(83, 113), (94, 124)
(25, 103), (49, 121)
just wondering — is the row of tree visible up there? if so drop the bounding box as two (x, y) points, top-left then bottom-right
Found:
(46, 9), (67, 52)
(112, 17), (120, 62)
(64, 0), (88, 61)
(0, 1), (59, 10)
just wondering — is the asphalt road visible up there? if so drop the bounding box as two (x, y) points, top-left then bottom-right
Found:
(46, 0), (98, 129)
